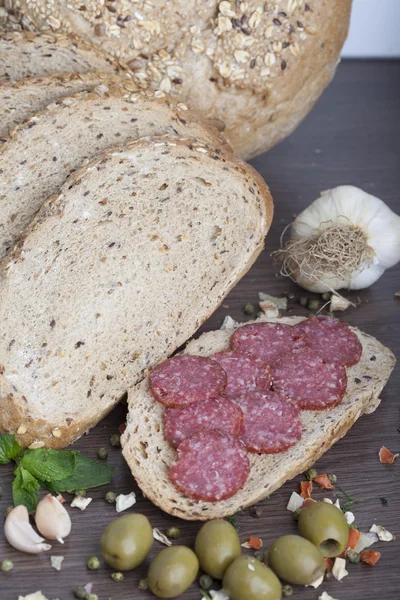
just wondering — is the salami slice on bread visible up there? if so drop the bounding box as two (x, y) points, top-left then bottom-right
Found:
(122, 317), (395, 520)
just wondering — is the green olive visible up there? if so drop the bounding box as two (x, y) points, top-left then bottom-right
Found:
(223, 556), (282, 600)
(100, 514), (153, 571)
(298, 501), (349, 557)
(194, 520), (241, 579)
(147, 546), (199, 599)
(267, 535), (325, 586)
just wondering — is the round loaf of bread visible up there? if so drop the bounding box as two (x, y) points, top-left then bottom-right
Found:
(5, 0), (351, 158)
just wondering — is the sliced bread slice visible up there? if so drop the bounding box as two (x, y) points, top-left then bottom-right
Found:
(0, 79), (228, 260)
(0, 71), (124, 138)
(0, 31), (124, 81)
(122, 316), (396, 520)
(0, 135), (272, 449)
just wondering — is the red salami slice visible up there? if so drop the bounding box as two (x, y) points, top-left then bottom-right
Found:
(164, 397), (243, 447)
(231, 322), (310, 364)
(169, 430), (250, 502)
(211, 350), (272, 398)
(233, 391), (302, 454)
(149, 355), (226, 407)
(295, 316), (362, 367)
(272, 347), (347, 410)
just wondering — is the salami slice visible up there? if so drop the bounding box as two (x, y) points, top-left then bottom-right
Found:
(164, 397), (243, 447)
(295, 316), (362, 367)
(149, 355), (226, 407)
(272, 347), (347, 410)
(211, 350), (272, 398)
(233, 391), (302, 454)
(169, 430), (250, 502)
(231, 322), (310, 364)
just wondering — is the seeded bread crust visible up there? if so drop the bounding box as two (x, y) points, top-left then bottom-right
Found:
(4, 1), (351, 158)
(0, 135), (272, 449)
(122, 316), (395, 520)
(0, 71), (126, 138)
(0, 77), (228, 260)
(0, 31), (128, 81)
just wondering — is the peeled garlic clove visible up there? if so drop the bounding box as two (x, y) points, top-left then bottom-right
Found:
(4, 505), (52, 554)
(35, 494), (71, 544)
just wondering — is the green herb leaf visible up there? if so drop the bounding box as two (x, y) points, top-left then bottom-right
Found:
(0, 434), (22, 464)
(224, 514), (239, 532)
(49, 455), (114, 493)
(20, 448), (77, 482)
(12, 466), (40, 512)
(337, 486), (364, 513)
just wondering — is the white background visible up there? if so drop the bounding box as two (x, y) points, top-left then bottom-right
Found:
(342, 0), (400, 57)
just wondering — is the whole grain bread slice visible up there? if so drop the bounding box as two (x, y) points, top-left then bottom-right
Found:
(122, 316), (396, 520)
(0, 71), (124, 138)
(0, 135), (272, 449)
(0, 79), (228, 260)
(0, 31), (125, 81)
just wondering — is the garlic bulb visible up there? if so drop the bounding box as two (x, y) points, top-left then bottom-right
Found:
(4, 506), (52, 554)
(277, 186), (400, 293)
(35, 494), (71, 544)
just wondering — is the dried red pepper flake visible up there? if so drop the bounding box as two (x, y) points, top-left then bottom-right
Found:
(360, 549), (381, 566)
(300, 480), (313, 498)
(379, 446), (398, 464)
(314, 474), (335, 489)
(247, 536), (263, 550)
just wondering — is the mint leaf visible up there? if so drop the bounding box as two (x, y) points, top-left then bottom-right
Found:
(0, 434), (22, 464)
(12, 466), (40, 512)
(20, 448), (77, 482)
(50, 455), (114, 493)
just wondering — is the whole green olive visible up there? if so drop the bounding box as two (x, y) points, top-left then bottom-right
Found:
(194, 520), (241, 579)
(267, 535), (325, 586)
(147, 546), (199, 599)
(223, 556), (282, 600)
(298, 501), (349, 557)
(100, 514), (153, 571)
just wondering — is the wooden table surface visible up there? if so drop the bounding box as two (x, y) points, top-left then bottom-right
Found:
(1, 59), (399, 600)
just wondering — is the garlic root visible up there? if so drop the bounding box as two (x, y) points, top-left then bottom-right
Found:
(4, 506), (52, 554)
(35, 494), (71, 543)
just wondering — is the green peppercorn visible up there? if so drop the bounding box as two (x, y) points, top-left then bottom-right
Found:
(4, 506), (13, 518)
(308, 299), (320, 311)
(347, 550), (360, 563)
(109, 433), (121, 448)
(97, 447), (108, 460)
(73, 588), (87, 600)
(299, 296), (308, 307)
(328, 474), (337, 484)
(166, 526), (180, 539)
(111, 572), (124, 582)
(321, 292), (331, 302)
(138, 579), (148, 591)
(253, 551), (264, 561)
(244, 304), (255, 315)
(1, 559), (13, 572)
(304, 467), (318, 481)
(282, 584), (293, 597)
(87, 556), (100, 570)
(105, 491), (117, 504)
(86, 595), (98, 600)
(75, 489), (86, 497)
(199, 574), (213, 591)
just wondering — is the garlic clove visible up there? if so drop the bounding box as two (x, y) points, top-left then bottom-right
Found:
(5, 506), (52, 554)
(35, 494), (71, 543)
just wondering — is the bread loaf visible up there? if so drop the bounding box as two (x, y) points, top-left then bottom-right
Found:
(0, 136), (272, 449)
(4, 1), (352, 158)
(122, 317), (395, 520)
(0, 31), (125, 81)
(0, 79), (227, 260)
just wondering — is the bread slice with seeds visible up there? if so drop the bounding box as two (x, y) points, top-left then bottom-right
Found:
(122, 316), (395, 520)
(0, 79), (227, 260)
(0, 135), (272, 449)
(0, 31), (125, 81)
(0, 71), (125, 138)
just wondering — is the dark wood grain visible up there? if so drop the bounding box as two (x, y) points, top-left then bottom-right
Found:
(1, 60), (399, 600)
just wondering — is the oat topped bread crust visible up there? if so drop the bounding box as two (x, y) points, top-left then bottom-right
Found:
(4, 1), (352, 157)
